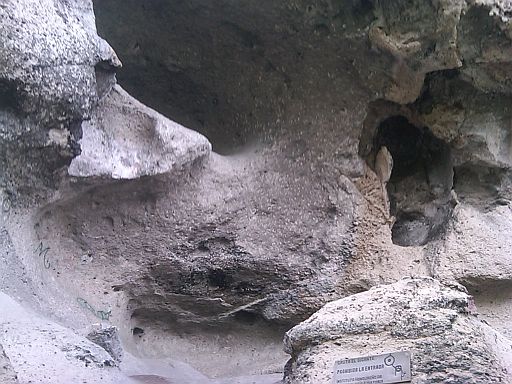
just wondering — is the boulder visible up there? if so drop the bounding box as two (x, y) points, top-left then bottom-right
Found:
(86, 325), (124, 364)
(0, 0), (120, 203)
(284, 278), (512, 383)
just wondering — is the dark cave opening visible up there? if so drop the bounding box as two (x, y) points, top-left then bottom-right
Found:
(374, 116), (424, 179)
(207, 269), (232, 290)
(373, 115), (454, 246)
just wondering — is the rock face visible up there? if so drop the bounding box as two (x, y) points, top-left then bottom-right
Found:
(69, 85), (211, 179)
(0, 293), (125, 384)
(284, 278), (512, 384)
(1, 0), (512, 382)
(0, 0), (121, 203)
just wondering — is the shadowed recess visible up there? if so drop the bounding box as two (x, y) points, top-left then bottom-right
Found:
(374, 115), (454, 246)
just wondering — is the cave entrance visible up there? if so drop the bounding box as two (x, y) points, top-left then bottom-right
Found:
(373, 115), (454, 246)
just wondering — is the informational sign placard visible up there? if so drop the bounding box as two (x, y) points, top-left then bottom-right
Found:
(333, 351), (411, 384)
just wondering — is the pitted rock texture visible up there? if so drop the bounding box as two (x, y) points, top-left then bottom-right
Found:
(0, 0), (105, 122)
(93, 0), (512, 151)
(0, 293), (124, 384)
(284, 278), (512, 384)
(0, 344), (18, 384)
(69, 85), (211, 179)
(1, 0), (512, 382)
(37, 152), (357, 326)
(0, 0), (120, 203)
(90, 0), (512, 304)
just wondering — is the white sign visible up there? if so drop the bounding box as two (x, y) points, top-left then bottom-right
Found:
(333, 351), (411, 384)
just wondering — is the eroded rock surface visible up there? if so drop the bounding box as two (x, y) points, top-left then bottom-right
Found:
(0, 343), (18, 384)
(284, 278), (512, 384)
(1, 0), (512, 382)
(69, 85), (211, 179)
(0, 293), (124, 384)
(87, 326), (124, 364)
(0, 0), (120, 203)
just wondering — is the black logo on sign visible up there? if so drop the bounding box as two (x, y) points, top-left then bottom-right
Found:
(384, 353), (407, 380)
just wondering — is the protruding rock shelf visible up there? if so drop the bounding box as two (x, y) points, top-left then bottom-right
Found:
(69, 85), (212, 179)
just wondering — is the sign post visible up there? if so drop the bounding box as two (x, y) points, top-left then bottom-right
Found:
(333, 351), (411, 384)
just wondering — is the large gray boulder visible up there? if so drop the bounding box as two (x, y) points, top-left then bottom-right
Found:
(284, 278), (512, 383)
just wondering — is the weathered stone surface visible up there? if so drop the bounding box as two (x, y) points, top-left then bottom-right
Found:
(0, 0), (120, 204)
(0, 293), (125, 384)
(1, 0), (512, 382)
(69, 85), (211, 179)
(93, 0), (512, 151)
(39, 151), (358, 325)
(434, 205), (512, 285)
(87, 326), (123, 363)
(369, 0), (464, 104)
(459, 0), (512, 94)
(428, 203), (512, 339)
(284, 278), (512, 383)
(0, 343), (18, 384)
(0, 0), (100, 122)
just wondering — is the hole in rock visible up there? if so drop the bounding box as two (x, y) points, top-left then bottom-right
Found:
(233, 310), (261, 325)
(0, 79), (22, 111)
(373, 115), (454, 246)
(207, 269), (232, 290)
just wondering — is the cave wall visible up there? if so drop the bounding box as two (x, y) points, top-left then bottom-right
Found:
(1, 0), (512, 382)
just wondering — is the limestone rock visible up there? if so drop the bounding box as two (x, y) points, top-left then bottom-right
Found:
(430, 204), (512, 339)
(0, 0), (98, 122)
(459, 0), (512, 94)
(284, 278), (512, 383)
(68, 85), (212, 179)
(436, 205), (512, 286)
(369, 0), (464, 104)
(0, 0), (120, 203)
(2, 0), (512, 383)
